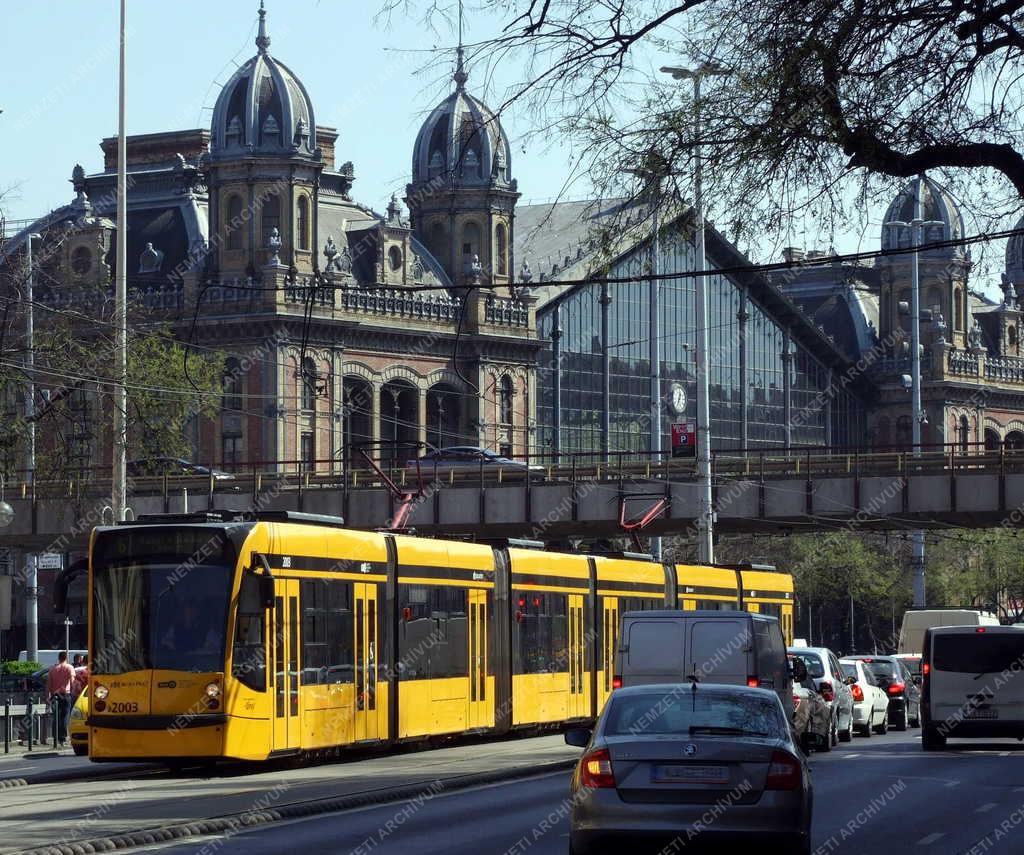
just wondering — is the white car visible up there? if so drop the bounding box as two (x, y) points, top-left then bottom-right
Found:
(840, 658), (889, 736)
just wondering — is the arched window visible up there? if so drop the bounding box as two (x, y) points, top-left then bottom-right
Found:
(301, 356), (317, 411)
(499, 375), (514, 425)
(496, 223), (508, 276)
(262, 192), (281, 249)
(388, 245), (403, 271)
(226, 195), (244, 250)
(462, 221), (481, 269)
(222, 357), (244, 412)
(954, 287), (965, 331)
(297, 196), (310, 251)
(959, 415), (970, 454)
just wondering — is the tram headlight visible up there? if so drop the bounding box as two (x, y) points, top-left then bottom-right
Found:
(93, 684), (109, 700)
(205, 682), (221, 698)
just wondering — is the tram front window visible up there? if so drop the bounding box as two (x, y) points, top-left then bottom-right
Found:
(93, 563), (232, 674)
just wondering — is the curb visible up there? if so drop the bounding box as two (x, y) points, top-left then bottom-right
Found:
(12, 763), (164, 788)
(12, 758), (577, 855)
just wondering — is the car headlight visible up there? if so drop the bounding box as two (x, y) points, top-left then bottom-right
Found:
(205, 682), (221, 698)
(70, 706), (85, 720)
(93, 684), (109, 700)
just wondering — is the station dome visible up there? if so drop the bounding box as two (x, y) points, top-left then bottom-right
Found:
(411, 49), (514, 190)
(880, 176), (966, 259)
(209, 2), (316, 158)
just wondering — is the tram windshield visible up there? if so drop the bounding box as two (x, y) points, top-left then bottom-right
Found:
(91, 527), (235, 675)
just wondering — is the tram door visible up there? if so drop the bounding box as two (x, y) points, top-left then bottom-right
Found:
(598, 597), (619, 713)
(272, 579), (301, 752)
(468, 589), (490, 729)
(354, 583), (379, 742)
(568, 594), (587, 719)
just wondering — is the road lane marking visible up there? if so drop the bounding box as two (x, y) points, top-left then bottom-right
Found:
(917, 833), (945, 845)
(844, 754), (861, 759)
(945, 781), (960, 788)
(976, 803), (998, 813)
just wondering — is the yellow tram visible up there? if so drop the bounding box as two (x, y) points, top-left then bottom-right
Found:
(67, 512), (794, 763)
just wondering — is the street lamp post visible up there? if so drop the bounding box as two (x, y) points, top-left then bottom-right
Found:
(884, 175), (943, 608)
(24, 232), (41, 665)
(660, 63), (729, 565)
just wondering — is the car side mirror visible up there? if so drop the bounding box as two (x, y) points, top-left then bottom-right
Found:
(564, 728), (591, 748)
(846, 676), (857, 686)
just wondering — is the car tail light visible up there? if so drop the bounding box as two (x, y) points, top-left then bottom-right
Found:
(611, 676), (622, 690)
(765, 750), (802, 790)
(977, 627), (987, 633)
(819, 681), (834, 702)
(580, 748), (615, 788)
(851, 684), (864, 702)
(922, 663), (930, 676)
(887, 682), (905, 695)
(747, 677), (759, 688)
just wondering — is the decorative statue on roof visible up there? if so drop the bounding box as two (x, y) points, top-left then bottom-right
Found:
(138, 242), (164, 274)
(323, 235), (339, 271)
(931, 311), (947, 345)
(969, 318), (984, 350)
(267, 227), (283, 267)
(387, 194), (402, 225)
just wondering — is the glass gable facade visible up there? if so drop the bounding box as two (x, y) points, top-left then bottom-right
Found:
(536, 222), (865, 456)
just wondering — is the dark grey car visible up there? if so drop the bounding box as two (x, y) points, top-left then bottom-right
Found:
(566, 683), (813, 855)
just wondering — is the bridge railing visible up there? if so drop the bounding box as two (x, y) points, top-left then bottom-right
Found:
(1, 440), (1021, 505)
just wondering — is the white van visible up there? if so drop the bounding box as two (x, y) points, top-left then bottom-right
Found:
(616, 610), (793, 720)
(899, 609), (999, 654)
(921, 625), (1024, 750)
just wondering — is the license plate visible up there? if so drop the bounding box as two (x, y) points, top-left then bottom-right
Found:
(964, 708), (998, 719)
(652, 764), (729, 784)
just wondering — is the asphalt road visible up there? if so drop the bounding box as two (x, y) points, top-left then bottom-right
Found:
(135, 730), (1024, 855)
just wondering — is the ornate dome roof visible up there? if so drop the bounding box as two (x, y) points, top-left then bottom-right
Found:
(880, 176), (966, 258)
(411, 49), (513, 190)
(1006, 214), (1024, 285)
(209, 3), (316, 159)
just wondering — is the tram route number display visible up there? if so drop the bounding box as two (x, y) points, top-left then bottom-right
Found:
(671, 422), (696, 459)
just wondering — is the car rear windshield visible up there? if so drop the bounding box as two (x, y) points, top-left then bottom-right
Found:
(790, 652), (825, 678)
(933, 634), (1024, 674)
(859, 659), (896, 679)
(899, 657), (922, 676)
(604, 690), (785, 738)
(840, 662), (858, 680)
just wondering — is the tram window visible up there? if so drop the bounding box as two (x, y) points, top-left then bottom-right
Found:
(513, 591), (569, 674)
(620, 597), (660, 613)
(758, 602), (783, 620)
(232, 573), (266, 691)
(696, 599), (738, 611)
(397, 584), (469, 680)
(300, 579), (355, 685)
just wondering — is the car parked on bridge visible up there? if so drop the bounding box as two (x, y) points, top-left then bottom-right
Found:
(787, 646), (855, 746)
(127, 457), (236, 481)
(406, 446), (542, 473)
(565, 682), (812, 855)
(839, 658), (889, 736)
(846, 654), (921, 730)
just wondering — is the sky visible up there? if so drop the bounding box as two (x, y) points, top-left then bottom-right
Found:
(0, 1), (580, 224)
(0, 1), (1014, 295)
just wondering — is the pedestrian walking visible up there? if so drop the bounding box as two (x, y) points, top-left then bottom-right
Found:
(46, 652), (75, 748)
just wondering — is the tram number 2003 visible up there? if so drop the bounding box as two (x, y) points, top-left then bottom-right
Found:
(107, 702), (139, 713)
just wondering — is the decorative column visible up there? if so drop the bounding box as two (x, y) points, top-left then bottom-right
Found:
(417, 387), (428, 449)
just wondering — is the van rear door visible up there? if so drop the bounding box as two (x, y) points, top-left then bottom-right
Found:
(689, 618), (750, 685)
(622, 617), (685, 685)
(930, 630), (1024, 726)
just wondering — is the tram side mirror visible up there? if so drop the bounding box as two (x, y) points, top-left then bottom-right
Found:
(258, 574), (275, 610)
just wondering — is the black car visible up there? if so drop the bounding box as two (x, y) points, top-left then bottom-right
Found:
(847, 655), (921, 730)
(127, 457), (235, 480)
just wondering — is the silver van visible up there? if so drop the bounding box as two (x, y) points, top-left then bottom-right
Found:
(921, 624), (1024, 750)
(615, 610), (793, 720)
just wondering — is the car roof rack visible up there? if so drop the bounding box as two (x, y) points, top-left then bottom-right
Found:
(123, 510), (346, 529)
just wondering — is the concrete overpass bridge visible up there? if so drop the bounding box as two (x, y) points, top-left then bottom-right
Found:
(3, 444), (1023, 551)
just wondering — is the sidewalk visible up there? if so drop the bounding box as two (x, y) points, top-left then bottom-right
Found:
(0, 733), (581, 854)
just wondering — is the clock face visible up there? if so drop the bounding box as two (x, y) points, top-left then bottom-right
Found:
(671, 384), (687, 414)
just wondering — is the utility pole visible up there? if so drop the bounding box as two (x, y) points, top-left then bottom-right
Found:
(660, 63), (729, 565)
(24, 232), (40, 665)
(112, 0), (128, 522)
(649, 193), (662, 561)
(885, 176), (941, 610)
